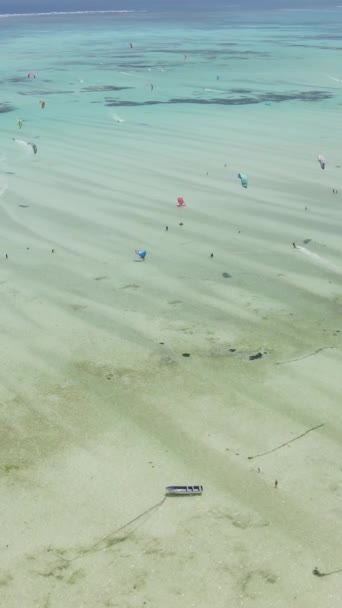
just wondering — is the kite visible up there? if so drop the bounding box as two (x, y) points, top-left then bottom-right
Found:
(318, 155), (326, 170)
(12, 138), (37, 154)
(135, 249), (147, 260)
(238, 173), (248, 188)
(177, 197), (186, 207)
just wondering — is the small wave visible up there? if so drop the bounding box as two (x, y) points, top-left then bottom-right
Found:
(204, 88), (223, 93)
(297, 246), (341, 275)
(0, 183), (8, 197)
(0, 10), (136, 19)
(328, 75), (342, 83)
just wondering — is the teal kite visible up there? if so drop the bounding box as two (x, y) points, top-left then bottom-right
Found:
(238, 173), (248, 188)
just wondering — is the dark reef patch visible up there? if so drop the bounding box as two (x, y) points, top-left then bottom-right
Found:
(0, 102), (15, 113)
(18, 90), (74, 96)
(105, 90), (332, 107)
(147, 48), (269, 57)
(230, 88), (253, 94)
(81, 85), (134, 92)
(105, 98), (160, 106)
(117, 63), (159, 69)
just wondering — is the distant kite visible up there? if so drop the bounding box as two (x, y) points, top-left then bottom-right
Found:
(177, 197), (186, 207)
(238, 173), (248, 188)
(135, 249), (147, 260)
(318, 155), (326, 170)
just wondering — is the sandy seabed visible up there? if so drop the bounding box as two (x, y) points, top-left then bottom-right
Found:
(1, 30), (342, 607)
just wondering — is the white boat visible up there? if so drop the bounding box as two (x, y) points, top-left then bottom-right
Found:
(165, 485), (203, 495)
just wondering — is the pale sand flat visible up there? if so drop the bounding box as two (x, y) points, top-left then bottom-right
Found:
(1, 83), (342, 608)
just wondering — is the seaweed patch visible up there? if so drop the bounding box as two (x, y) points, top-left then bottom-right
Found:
(81, 85), (134, 92)
(18, 90), (75, 96)
(105, 90), (332, 107)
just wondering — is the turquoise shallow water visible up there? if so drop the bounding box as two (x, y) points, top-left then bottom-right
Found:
(1, 8), (342, 195)
(1, 9), (342, 124)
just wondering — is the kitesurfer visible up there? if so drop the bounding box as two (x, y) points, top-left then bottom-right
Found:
(292, 242), (296, 248)
(17, 118), (23, 129)
(39, 100), (46, 109)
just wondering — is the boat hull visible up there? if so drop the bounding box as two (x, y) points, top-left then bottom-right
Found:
(165, 485), (203, 495)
